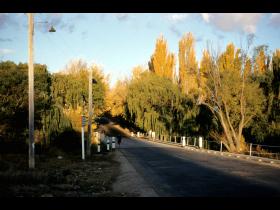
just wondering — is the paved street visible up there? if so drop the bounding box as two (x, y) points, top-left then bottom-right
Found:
(117, 137), (280, 197)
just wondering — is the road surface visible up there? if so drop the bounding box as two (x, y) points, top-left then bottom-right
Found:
(116, 137), (280, 197)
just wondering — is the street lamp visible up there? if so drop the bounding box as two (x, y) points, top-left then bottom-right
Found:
(49, 26), (56, 33)
(28, 13), (55, 169)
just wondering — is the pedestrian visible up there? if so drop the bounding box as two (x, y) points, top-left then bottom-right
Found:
(117, 134), (122, 148)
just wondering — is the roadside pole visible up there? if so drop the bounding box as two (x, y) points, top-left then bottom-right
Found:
(199, 136), (203, 149)
(249, 143), (252, 156)
(182, 136), (186, 147)
(112, 137), (116, 150)
(27, 14), (56, 169)
(28, 13), (35, 169)
(81, 115), (86, 160)
(87, 67), (93, 157)
(107, 137), (110, 151)
(97, 132), (101, 153)
(97, 142), (100, 153)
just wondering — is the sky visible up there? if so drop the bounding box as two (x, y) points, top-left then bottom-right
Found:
(0, 13), (280, 87)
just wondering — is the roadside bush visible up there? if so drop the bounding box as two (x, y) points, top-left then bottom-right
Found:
(51, 128), (81, 154)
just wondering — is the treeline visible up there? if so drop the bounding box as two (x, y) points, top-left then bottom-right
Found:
(0, 33), (279, 154)
(108, 33), (280, 153)
(0, 59), (108, 153)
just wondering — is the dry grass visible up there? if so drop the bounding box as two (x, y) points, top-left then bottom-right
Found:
(0, 149), (121, 197)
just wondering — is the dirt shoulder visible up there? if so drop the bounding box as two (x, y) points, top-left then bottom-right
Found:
(112, 150), (158, 197)
(0, 150), (122, 197)
(97, 122), (158, 197)
(0, 121), (159, 197)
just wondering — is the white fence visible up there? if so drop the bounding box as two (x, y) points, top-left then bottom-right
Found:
(134, 132), (280, 161)
(93, 132), (117, 152)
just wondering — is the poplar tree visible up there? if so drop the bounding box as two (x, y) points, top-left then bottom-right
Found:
(199, 49), (212, 102)
(148, 35), (176, 81)
(254, 47), (268, 75)
(178, 33), (198, 96)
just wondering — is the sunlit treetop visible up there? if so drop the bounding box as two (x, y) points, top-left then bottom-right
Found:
(148, 35), (176, 81)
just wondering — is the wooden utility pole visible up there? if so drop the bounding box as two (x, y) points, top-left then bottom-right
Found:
(28, 13), (35, 169)
(87, 67), (93, 156)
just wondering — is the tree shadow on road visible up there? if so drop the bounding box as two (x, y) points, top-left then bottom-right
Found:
(97, 123), (131, 138)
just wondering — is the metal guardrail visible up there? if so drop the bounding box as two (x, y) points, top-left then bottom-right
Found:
(134, 134), (280, 167)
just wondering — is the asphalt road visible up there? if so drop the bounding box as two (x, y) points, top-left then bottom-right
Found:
(118, 137), (280, 197)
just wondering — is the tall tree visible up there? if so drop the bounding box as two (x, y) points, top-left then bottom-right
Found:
(253, 45), (270, 75)
(272, 49), (280, 100)
(244, 48), (280, 144)
(107, 79), (129, 118)
(0, 61), (52, 144)
(107, 65), (146, 117)
(218, 43), (242, 73)
(51, 59), (108, 131)
(126, 71), (185, 137)
(199, 49), (212, 102)
(148, 35), (176, 81)
(270, 49), (280, 138)
(244, 57), (252, 77)
(201, 45), (265, 153)
(178, 32), (198, 96)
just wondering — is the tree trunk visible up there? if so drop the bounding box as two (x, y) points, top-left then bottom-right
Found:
(218, 111), (237, 152)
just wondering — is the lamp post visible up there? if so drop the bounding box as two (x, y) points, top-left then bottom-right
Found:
(28, 13), (55, 169)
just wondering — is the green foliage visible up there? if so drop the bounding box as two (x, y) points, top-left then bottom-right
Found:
(271, 53), (280, 132)
(0, 59), (107, 153)
(0, 61), (76, 150)
(223, 70), (264, 129)
(246, 50), (280, 144)
(51, 63), (107, 115)
(0, 61), (52, 143)
(49, 60), (108, 146)
(202, 47), (266, 152)
(196, 104), (218, 139)
(1, 38), (279, 156)
(126, 71), (197, 136)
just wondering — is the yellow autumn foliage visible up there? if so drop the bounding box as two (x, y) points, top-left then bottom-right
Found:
(178, 32), (198, 96)
(244, 57), (252, 78)
(149, 35), (176, 80)
(199, 49), (212, 101)
(218, 43), (242, 73)
(274, 49), (280, 58)
(106, 78), (129, 117)
(254, 49), (267, 75)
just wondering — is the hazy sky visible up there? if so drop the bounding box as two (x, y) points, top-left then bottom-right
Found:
(0, 13), (280, 87)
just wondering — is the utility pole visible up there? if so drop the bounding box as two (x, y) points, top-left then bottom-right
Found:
(87, 67), (93, 156)
(28, 13), (35, 169)
(27, 14), (56, 169)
